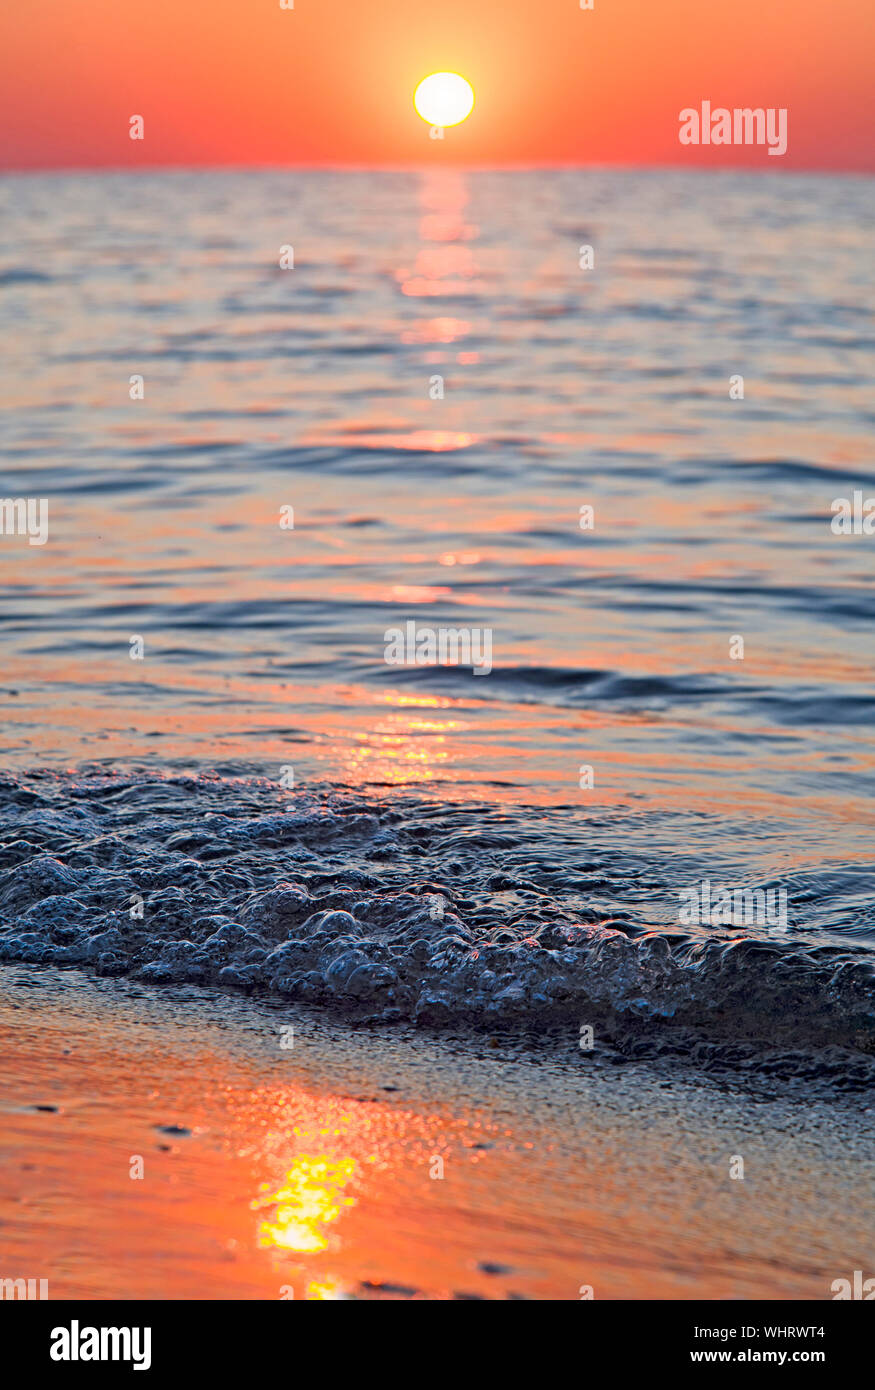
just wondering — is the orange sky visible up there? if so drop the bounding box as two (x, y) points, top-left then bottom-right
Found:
(1, 0), (873, 170)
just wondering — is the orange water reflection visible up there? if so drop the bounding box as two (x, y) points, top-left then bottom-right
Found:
(253, 1154), (357, 1254)
(2, 985), (866, 1302)
(398, 171), (484, 299)
(300, 426), (475, 451)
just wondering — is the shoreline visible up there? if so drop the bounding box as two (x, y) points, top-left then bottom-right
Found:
(1, 768), (871, 1089)
(1, 965), (871, 1300)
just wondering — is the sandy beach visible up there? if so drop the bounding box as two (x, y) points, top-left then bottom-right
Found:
(1, 964), (870, 1301)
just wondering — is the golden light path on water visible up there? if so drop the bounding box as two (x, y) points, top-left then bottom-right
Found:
(252, 1154), (358, 1255)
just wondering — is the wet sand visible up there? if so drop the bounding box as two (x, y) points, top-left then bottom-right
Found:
(0, 965), (871, 1300)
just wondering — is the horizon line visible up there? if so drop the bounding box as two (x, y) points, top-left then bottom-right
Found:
(2, 160), (872, 180)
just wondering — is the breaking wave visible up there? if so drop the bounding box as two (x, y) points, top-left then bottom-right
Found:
(0, 768), (872, 1089)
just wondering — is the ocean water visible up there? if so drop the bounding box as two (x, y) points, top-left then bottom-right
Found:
(0, 169), (873, 1075)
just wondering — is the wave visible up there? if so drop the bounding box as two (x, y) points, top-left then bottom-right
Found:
(0, 268), (53, 287)
(0, 769), (871, 1088)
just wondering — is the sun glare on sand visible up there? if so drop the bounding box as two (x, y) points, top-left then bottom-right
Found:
(414, 72), (474, 127)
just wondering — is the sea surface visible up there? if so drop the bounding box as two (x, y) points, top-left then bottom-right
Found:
(0, 169), (872, 1076)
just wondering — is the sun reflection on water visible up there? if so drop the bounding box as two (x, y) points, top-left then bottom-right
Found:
(252, 1154), (356, 1254)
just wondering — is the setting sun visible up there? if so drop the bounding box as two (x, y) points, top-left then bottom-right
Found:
(413, 72), (474, 127)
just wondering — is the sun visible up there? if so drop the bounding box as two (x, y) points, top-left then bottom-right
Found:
(414, 73), (474, 128)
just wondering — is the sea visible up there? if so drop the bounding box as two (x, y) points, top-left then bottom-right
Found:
(0, 168), (873, 1080)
